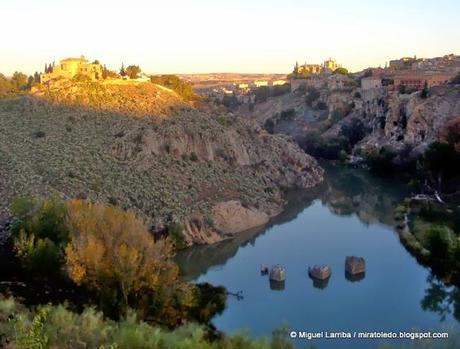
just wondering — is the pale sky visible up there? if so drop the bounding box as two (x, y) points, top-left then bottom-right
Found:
(1, 0), (459, 75)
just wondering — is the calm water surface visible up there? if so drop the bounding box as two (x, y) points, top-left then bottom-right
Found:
(177, 165), (460, 348)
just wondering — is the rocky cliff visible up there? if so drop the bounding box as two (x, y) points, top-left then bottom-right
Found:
(0, 80), (323, 245)
(325, 85), (460, 155)
(244, 80), (460, 160)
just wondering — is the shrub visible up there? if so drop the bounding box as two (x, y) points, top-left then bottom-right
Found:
(189, 152), (199, 161)
(10, 196), (69, 275)
(167, 222), (187, 250)
(426, 225), (457, 259)
(305, 87), (320, 107)
(333, 67), (349, 75)
(279, 109), (295, 120)
(150, 75), (196, 101)
(365, 146), (398, 175)
(316, 101), (328, 110)
(0, 298), (293, 349)
(72, 73), (92, 83)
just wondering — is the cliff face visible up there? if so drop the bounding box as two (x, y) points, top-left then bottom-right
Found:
(246, 81), (460, 159)
(323, 85), (460, 154)
(0, 81), (323, 245)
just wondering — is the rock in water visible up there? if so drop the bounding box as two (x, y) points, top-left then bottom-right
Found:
(345, 256), (366, 275)
(269, 265), (286, 282)
(308, 265), (331, 280)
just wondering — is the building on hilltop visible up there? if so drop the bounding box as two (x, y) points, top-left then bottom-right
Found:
(300, 64), (322, 75)
(40, 55), (103, 83)
(393, 71), (453, 90)
(323, 58), (340, 72)
(389, 56), (417, 70)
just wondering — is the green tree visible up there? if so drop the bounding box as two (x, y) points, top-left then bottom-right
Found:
(119, 62), (126, 76)
(293, 61), (300, 75)
(10, 195), (69, 274)
(102, 65), (118, 79)
(333, 67), (349, 75)
(0, 73), (13, 97)
(11, 71), (28, 90)
(33, 72), (41, 84)
(125, 65), (141, 79)
(150, 74), (196, 100)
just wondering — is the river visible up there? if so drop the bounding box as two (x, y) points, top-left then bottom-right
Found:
(177, 164), (460, 348)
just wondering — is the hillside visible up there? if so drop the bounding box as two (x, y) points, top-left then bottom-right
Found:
(0, 80), (323, 245)
(244, 79), (460, 160)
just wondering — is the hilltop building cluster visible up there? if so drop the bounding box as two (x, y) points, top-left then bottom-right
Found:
(40, 56), (103, 83)
(361, 54), (460, 92)
(39, 55), (150, 84)
(294, 58), (342, 77)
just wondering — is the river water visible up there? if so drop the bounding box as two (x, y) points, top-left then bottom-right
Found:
(177, 164), (460, 348)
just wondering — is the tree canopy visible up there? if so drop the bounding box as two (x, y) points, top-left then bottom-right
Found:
(333, 67), (349, 75)
(125, 65), (141, 79)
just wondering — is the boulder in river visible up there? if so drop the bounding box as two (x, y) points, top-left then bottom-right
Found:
(308, 265), (331, 280)
(269, 265), (286, 282)
(345, 256), (365, 275)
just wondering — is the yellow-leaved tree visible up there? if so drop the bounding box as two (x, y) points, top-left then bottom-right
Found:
(64, 200), (193, 318)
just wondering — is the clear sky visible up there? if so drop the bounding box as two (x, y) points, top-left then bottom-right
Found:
(1, 0), (459, 75)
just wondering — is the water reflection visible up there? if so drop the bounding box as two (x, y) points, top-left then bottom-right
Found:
(176, 163), (460, 330)
(269, 279), (285, 291)
(177, 163), (408, 280)
(345, 272), (366, 283)
(311, 277), (330, 289)
(421, 274), (460, 322)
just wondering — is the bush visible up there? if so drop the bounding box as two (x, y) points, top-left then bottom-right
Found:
(189, 152), (199, 161)
(305, 87), (320, 107)
(0, 298), (293, 349)
(150, 75), (196, 101)
(10, 196), (69, 274)
(72, 73), (92, 83)
(279, 109), (295, 120)
(316, 101), (328, 110)
(167, 222), (187, 250)
(333, 67), (349, 75)
(426, 225), (457, 259)
(364, 146), (398, 175)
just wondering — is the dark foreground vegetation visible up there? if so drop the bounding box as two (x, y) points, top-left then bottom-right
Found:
(0, 196), (296, 348)
(4, 196), (226, 328)
(0, 297), (293, 349)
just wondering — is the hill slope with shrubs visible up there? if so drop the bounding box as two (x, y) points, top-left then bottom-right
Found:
(0, 80), (323, 245)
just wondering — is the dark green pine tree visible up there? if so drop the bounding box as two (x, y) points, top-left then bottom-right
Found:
(293, 61), (300, 75)
(120, 63), (126, 76)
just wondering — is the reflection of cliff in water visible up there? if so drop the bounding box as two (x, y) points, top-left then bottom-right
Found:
(176, 187), (322, 280)
(177, 163), (409, 280)
(319, 163), (409, 227)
